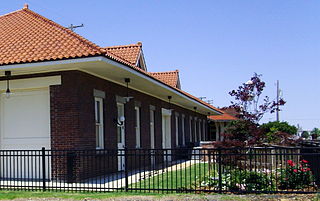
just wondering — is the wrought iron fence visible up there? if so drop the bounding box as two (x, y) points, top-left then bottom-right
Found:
(0, 147), (319, 193)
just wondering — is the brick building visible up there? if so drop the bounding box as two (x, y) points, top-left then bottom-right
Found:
(0, 5), (223, 179)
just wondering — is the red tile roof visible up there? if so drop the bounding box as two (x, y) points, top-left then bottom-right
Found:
(209, 113), (238, 121)
(0, 6), (102, 65)
(0, 6), (223, 115)
(149, 70), (180, 89)
(105, 43), (142, 66)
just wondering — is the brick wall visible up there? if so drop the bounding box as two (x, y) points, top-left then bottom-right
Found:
(50, 70), (207, 150)
(3, 70), (207, 180)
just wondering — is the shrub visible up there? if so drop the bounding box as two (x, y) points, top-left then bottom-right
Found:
(225, 169), (275, 192)
(310, 128), (320, 139)
(301, 131), (310, 139)
(260, 121), (298, 144)
(260, 121), (298, 135)
(279, 159), (314, 189)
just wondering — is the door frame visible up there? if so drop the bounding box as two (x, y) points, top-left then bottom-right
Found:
(150, 108), (156, 166)
(161, 108), (172, 162)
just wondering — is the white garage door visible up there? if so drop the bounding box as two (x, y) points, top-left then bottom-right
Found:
(0, 89), (51, 179)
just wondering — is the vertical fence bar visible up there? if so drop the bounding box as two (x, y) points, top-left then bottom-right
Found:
(124, 147), (129, 192)
(218, 148), (222, 193)
(41, 147), (46, 191)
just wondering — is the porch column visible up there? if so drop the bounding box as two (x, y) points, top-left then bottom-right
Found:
(220, 122), (225, 141)
(215, 122), (220, 141)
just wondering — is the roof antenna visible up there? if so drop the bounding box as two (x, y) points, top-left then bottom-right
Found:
(68, 23), (84, 32)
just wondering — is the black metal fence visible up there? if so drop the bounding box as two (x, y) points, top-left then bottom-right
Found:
(0, 147), (319, 193)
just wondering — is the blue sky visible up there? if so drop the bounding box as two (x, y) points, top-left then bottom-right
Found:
(2, 1), (319, 130)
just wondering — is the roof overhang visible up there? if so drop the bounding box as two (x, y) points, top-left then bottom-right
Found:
(0, 56), (221, 115)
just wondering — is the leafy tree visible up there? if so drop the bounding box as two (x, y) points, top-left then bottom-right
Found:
(229, 73), (285, 123)
(301, 131), (310, 139)
(310, 128), (320, 139)
(260, 121), (297, 144)
(260, 121), (298, 135)
(215, 120), (264, 147)
(310, 128), (320, 135)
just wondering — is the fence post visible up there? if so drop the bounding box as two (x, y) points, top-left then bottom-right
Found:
(218, 148), (222, 193)
(67, 152), (76, 183)
(41, 147), (46, 191)
(124, 146), (129, 192)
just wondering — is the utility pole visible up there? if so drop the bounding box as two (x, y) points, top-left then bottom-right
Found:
(276, 80), (280, 121)
(68, 24), (84, 32)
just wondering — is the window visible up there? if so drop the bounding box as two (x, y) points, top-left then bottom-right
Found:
(198, 119), (202, 141)
(181, 115), (185, 146)
(194, 118), (197, 142)
(189, 117), (193, 143)
(202, 120), (206, 141)
(175, 114), (179, 147)
(150, 109), (155, 149)
(135, 106), (141, 148)
(95, 97), (104, 149)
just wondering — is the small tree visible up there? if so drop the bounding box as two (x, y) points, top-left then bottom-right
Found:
(216, 73), (296, 148)
(260, 121), (298, 135)
(301, 131), (310, 139)
(229, 73), (285, 122)
(260, 121), (298, 144)
(310, 128), (320, 140)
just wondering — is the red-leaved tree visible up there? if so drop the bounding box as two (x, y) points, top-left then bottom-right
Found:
(229, 73), (285, 123)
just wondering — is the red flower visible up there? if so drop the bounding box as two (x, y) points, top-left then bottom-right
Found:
(306, 168), (311, 171)
(287, 160), (295, 167)
(293, 169), (298, 173)
(301, 159), (308, 164)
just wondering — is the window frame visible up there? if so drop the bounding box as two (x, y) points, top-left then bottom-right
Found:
(135, 106), (141, 148)
(181, 115), (185, 146)
(175, 113), (179, 147)
(189, 117), (193, 143)
(150, 108), (155, 149)
(95, 97), (104, 149)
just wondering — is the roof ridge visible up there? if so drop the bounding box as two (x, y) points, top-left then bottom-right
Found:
(22, 8), (103, 54)
(0, 8), (24, 18)
(106, 43), (141, 49)
(149, 70), (179, 74)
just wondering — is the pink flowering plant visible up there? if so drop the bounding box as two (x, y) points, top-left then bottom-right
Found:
(279, 159), (314, 189)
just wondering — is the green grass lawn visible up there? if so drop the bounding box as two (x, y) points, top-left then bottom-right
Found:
(0, 191), (215, 200)
(0, 191), (162, 200)
(129, 162), (217, 191)
(0, 190), (317, 201)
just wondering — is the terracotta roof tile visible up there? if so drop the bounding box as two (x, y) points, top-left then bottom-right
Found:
(105, 43), (141, 66)
(0, 7), (102, 65)
(149, 70), (180, 89)
(209, 113), (238, 121)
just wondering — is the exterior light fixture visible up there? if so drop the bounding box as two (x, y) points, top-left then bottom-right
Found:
(115, 116), (125, 127)
(124, 78), (133, 103)
(207, 112), (211, 123)
(4, 71), (13, 98)
(168, 96), (174, 111)
(193, 106), (197, 112)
